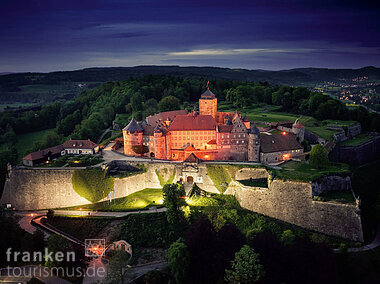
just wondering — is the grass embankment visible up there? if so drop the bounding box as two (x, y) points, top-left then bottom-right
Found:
(46, 216), (111, 241)
(273, 161), (350, 182)
(339, 133), (373, 146)
(206, 164), (232, 193)
(155, 168), (176, 187)
(65, 188), (163, 211)
(72, 168), (114, 202)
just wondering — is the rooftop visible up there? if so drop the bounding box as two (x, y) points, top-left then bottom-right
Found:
(123, 117), (143, 132)
(260, 132), (303, 153)
(62, 139), (98, 149)
(169, 114), (217, 131)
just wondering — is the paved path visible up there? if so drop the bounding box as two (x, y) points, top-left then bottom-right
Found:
(97, 126), (112, 144)
(127, 261), (168, 283)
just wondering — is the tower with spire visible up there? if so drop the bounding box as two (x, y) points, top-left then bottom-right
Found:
(199, 83), (217, 119)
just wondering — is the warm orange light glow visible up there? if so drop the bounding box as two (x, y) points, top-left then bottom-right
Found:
(45, 161), (50, 164)
(204, 155), (210, 159)
(30, 213), (34, 217)
(282, 131), (286, 135)
(79, 208), (82, 211)
(73, 160), (80, 164)
(283, 154), (290, 160)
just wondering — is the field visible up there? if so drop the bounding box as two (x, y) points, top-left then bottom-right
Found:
(339, 133), (373, 146)
(273, 161), (351, 182)
(0, 128), (56, 161)
(219, 103), (359, 141)
(64, 188), (163, 211)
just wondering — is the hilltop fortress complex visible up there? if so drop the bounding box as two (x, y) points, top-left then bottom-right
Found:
(123, 88), (305, 163)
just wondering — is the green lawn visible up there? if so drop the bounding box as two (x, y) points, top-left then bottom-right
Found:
(0, 128), (56, 162)
(339, 134), (373, 146)
(64, 188), (163, 211)
(273, 161), (351, 182)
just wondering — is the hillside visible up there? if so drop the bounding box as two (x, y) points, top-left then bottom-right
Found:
(1, 66), (379, 105)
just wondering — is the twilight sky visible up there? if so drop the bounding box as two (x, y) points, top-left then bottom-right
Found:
(0, 0), (379, 72)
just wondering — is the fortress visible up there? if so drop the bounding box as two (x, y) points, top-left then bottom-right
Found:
(1, 162), (363, 242)
(123, 88), (305, 163)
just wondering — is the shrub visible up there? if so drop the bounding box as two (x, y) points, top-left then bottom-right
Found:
(310, 144), (329, 169)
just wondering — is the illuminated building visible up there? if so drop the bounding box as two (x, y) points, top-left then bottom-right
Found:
(123, 89), (304, 164)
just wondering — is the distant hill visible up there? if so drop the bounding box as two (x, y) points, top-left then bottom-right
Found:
(0, 65), (379, 104)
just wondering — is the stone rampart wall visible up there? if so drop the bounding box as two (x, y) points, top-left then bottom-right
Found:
(234, 179), (363, 241)
(1, 163), (364, 241)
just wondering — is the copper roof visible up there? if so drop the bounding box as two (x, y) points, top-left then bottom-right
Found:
(62, 139), (98, 149)
(260, 132), (303, 153)
(23, 144), (64, 161)
(146, 110), (187, 127)
(123, 117), (143, 132)
(169, 114), (216, 131)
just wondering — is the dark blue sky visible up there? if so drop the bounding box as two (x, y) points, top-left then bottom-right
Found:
(0, 0), (379, 72)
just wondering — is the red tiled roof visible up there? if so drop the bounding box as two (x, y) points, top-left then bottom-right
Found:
(215, 112), (234, 124)
(207, 139), (217, 145)
(218, 125), (233, 133)
(260, 132), (303, 153)
(23, 144), (64, 161)
(62, 139), (98, 149)
(183, 144), (197, 151)
(169, 114), (216, 131)
(184, 152), (200, 163)
(146, 110), (187, 127)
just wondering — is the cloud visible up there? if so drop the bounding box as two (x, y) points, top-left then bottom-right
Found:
(168, 48), (308, 56)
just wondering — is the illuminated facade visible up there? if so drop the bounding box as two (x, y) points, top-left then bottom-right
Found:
(123, 89), (304, 163)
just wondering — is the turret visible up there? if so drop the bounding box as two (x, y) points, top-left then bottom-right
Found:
(292, 119), (305, 142)
(242, 114), (250, 129)
(123, 117), (143, 156)
(248, 124), (260, 162)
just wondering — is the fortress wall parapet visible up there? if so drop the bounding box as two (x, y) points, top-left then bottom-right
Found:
(234, 179), (363, 241)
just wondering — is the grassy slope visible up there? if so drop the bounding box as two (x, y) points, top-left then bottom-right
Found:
(273, 161), (350, 182)
(0, 128), (56, 161)
(339, 133), (373, 146)
(64, 188), (163, 211)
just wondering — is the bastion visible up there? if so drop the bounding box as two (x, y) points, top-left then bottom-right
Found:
(0, 162), (363, 241)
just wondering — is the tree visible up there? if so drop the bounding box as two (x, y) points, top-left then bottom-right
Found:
(46, 209), (54, 222)
(162, 183), (186, 224)
(280, 229), (295, 247)
(158, 96), (180, 112)
(225, 245), (264, 284)
(310, 144), (329, 169)
(185, 217), (217, 283)
(168, 238), (190, 283)
(105, 250), (132, 284)
(215, 224), (246, 280)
